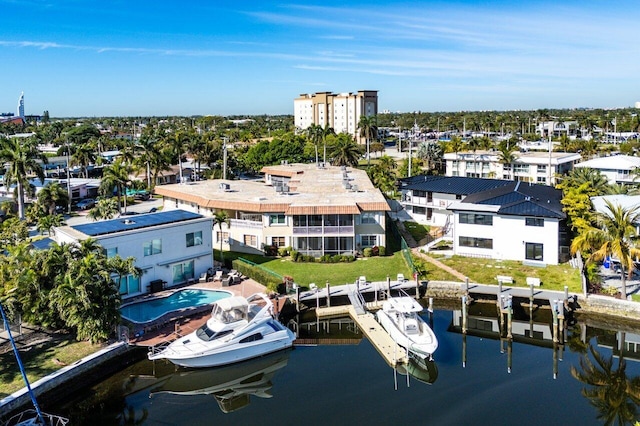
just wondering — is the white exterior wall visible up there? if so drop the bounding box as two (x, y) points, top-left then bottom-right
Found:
(453, 213), (560, 265)
(294, 98), (314, 131)
(54, 216), (214, 298)
(401, 190), (459, 227)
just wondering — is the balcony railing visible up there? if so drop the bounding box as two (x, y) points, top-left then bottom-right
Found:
(229, 218), (263, 229)
(292, 225), (354, 235)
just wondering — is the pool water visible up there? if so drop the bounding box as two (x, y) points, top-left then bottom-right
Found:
(120, 289), (231, 323)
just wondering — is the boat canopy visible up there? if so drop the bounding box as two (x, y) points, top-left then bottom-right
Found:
(215, 296), (249, 311)
(211, 296), (249, 324)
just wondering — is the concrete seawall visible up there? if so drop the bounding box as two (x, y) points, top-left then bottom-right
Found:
(0, 341), (134, 416)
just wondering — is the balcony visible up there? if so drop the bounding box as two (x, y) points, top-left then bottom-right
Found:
(293, 225), (354, 235)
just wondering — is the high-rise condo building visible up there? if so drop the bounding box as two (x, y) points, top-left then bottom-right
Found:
(294, 91), (378, 139)
(17, 92), (24, 118)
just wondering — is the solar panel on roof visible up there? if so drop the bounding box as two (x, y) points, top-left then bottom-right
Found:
(72, 210), (204, 237)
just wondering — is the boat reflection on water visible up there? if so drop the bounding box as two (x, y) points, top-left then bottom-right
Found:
(149, 349), (291, 413)
(397, 354), (438, 385)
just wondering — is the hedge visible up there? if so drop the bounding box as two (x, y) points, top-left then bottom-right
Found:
(231, 259), (282, 291)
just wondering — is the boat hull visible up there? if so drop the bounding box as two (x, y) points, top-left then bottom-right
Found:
(376, 310), (438, 358)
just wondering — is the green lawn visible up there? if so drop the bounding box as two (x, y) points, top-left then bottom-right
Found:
(0, 337), (102, 398)
(404, 221), (430, 242)
(436, 255), (582, 292)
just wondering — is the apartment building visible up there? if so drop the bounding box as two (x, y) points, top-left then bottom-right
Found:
(154, 163), (390, 257)
(294, 91), (378, 139)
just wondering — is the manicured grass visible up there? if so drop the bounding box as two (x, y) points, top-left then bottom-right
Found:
(404, 221), (430, 242)
(0, 337), (102, 397)
(437, 255), (582, 292)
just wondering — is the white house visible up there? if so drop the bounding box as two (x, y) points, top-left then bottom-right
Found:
(53, 210), (214, 299)
(448, 181), (569, 265)
(574, 155), (640, 184)
(444, 150), (581, 186)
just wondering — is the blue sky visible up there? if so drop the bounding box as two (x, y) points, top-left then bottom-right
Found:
(1, 1), (639, 117)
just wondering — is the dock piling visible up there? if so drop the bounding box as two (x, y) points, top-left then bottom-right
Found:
(326, 282), (331, 307)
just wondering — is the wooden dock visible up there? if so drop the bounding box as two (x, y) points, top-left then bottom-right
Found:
(316, 304), (407, 367)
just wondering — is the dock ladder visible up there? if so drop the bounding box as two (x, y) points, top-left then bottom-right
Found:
(347, 285), (367, 315)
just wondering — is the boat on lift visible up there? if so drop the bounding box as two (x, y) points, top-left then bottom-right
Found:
(148, 293), (295, 368)
(375, 293), (438, 360)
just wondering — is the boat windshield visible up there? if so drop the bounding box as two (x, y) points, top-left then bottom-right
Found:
(196, 324), (233, 342)
(211, 303), (247, 324)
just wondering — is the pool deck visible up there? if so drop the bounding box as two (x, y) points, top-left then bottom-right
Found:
(128, 277), (268, 348)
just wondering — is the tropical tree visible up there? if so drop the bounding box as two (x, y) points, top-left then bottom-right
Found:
(0, 137), (47, 219)
(329, 135), (362, 167)
(70, 143), (97, 178)
(368, 155), (397, 195)
(497, 144), (519, 180)
(100, 159), (131, 214)
(416, 142), (443, 173)
(306, 124), (323, 166)
(36, 214), (65, 236)
(571, 200), (640, 299)
(213, 210), (230, 266)
(572, 345), (640, 425)
(358, 115), (378, 167)
(37, 182), (69, 215)
(87, 198), (120, 221)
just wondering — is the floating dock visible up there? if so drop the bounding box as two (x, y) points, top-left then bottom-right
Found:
(316, 303), (408, 367)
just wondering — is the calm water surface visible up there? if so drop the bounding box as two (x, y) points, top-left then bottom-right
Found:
(52, 308), (640, 425)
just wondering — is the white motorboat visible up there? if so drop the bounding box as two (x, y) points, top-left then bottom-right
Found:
(148, 293), (295, 368)
(375, 295), (438, 359)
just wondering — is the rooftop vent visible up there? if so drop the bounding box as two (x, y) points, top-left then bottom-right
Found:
(123, 219), (135, 225)
(351, 184), (359, 192)
(219, 183), (230, 192)
(281, 160), (288, 165)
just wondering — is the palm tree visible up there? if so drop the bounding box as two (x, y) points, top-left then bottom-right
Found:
(87, 198), (120, 221)
(306, 124), (323, 166)
(0, 137), (47, 220)
(358, 115), (378, 167)
(213, 210), (230, 266)
(321, 124), (335, 166)
(100, 159), (131, 214)
(70, 143), (96, 178)
(329, 135), (362, 167)
(416, 142), (443, 173)
(571, 345), (640, 425)
(571, 200), (640, 299)
(37, 182), (69, 216)
(497, 144), (519, 180)
(36, 214), (65, 236)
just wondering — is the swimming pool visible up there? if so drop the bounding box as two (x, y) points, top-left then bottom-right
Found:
(120, 288), (232, 324)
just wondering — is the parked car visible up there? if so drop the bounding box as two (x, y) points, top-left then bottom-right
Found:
(75, 198), (95, 210)
(133, 191), (150, 201)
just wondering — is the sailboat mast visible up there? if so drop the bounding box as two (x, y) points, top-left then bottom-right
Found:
(0, 303), (46, 424)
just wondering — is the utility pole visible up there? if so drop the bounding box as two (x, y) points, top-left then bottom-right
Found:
(223, 137), (228, 181)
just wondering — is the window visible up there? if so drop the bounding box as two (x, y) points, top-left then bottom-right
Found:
(143, 239), (162, 256)
(459, 213), (493, 225)
(244, 235), (258, 247)
(186, 231), (203, 247)
(361, 212), (377, 224)
(526, 243), (544, 261)
(414, 206), (426, 215)
(269, 214), (286, 225)
(104, 247), (118, 258)
(293, 215), (307, 226)
(525, 217), (544, 227)
(361, 235), (377, 247)
(537, 165), (547, 174)
(117, 274), (140, 295)
(514, 164), (530, 174)
(216, 231), (229, 243)
(272, 236), (285, 247)
(459, 236), (493, 249)
(537, 176), (547, 183)
(172, 260), (194, 284)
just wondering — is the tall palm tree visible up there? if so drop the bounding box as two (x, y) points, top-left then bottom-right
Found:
(321, 124), (335, 166)
(70, 143), (97, 178)
(37, 182), (69, 216)
(100, 159), (131, 214)
(571, 200), (640, 299)
(306, 124), (323, 166)
(329, 135), (362, 167)
(497, 144), (519, 180)
(417, 142), (443, 173)
(213, 210), (230, 266)
(0, 137), (47, 220)
(358, 115), (378, 167)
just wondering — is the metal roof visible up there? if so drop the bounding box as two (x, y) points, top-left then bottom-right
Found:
(399, 175), (512, 195)
(458, 181), (565, 219)
(71, 210), (204, 237)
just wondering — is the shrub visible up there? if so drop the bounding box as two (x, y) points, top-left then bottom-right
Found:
(262, 244), (278, 257)
(278, 246), (291, 257)
(371, 246), (379, 256)
(291, 250), (300, 262)
(232, 259), (281, 291)
(378, 246), (386, 256)
(363, 247), (373, 257)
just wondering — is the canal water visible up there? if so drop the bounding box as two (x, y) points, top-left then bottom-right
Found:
(50, 307), (640, 425)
